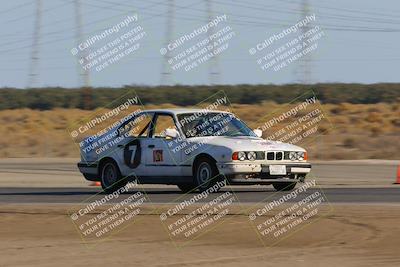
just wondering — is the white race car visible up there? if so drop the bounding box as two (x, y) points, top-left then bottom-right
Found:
(78, 109), (311, 193)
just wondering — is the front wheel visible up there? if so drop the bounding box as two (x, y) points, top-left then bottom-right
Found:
(100, 161), (127, 194)
(273, 182), (297, 191)
(194, 158), (222, 192)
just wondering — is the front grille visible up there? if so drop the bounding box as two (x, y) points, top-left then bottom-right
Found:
(255, 151), (265, 160)
(266, 151), (284, 161)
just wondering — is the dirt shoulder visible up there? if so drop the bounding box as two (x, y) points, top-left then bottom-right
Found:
(0, 204), (399, 266)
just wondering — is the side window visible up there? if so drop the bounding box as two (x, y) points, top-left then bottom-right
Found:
(119, 113), (153, 138)
(152, 114), (176, 138)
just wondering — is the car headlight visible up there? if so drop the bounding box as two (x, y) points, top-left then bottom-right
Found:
(297, 152), (304, 160)
(289, 151), (298, 161)
(232, 151), (245, 160)
(247, 151), (256, 161)
(288, 151), (306, 161)
(238, 151), (247, 161)
(232, 151), (258, 161)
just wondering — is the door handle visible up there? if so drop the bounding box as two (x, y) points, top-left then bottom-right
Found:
(117, 144), (124, 148)
(148, 144), (155, 148)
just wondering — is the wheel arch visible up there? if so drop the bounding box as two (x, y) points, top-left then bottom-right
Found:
(192, 153), (218, 175)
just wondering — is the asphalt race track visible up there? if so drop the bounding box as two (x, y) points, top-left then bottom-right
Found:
(1, 187), (400, 204)
(1, 159), (399, 204)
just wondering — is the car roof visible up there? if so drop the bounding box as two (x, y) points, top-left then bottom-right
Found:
(142, 108), (233, 116)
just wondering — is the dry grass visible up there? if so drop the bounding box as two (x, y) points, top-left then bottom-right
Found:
(0, 102), (399, 159)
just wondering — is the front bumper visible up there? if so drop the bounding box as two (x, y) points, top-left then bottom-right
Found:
(216, 162), (311, 184)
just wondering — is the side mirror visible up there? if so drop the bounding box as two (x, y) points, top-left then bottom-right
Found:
(165, 128), (179, 139)
(253, 129), (263, 138)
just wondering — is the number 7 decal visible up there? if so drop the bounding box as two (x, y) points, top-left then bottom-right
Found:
(129, 145), (137, 164)
(123, 139), (141, 168)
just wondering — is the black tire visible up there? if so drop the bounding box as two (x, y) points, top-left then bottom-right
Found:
(273, 182), (297, 191)
(193, 157), (223, 192)
(100, 160), (127, 194)
(177, 184), (196, 193)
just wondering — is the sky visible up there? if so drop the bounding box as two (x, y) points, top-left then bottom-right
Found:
(0, 0), (399, 88)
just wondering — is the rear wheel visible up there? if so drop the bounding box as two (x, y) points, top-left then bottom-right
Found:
(100, 160), (127, 194)
(273, 182), (297, 191)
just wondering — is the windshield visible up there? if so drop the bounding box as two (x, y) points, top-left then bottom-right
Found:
(177, 112), (257, 138)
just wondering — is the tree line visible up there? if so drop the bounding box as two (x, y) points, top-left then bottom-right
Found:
(0, 83), (399, 110)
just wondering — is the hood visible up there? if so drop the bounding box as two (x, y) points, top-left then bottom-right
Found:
(189, 136), (305, 152)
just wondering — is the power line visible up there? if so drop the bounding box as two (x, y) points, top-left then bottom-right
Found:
(0, 0), (135, 48)
(3, 0), (400, 55)
(280, 0), (400, 21)
(0, 0), (35, 16)
(0, 0), (202, 53)
(2, 0), (400, 87)
(1, 0), (74, 25)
